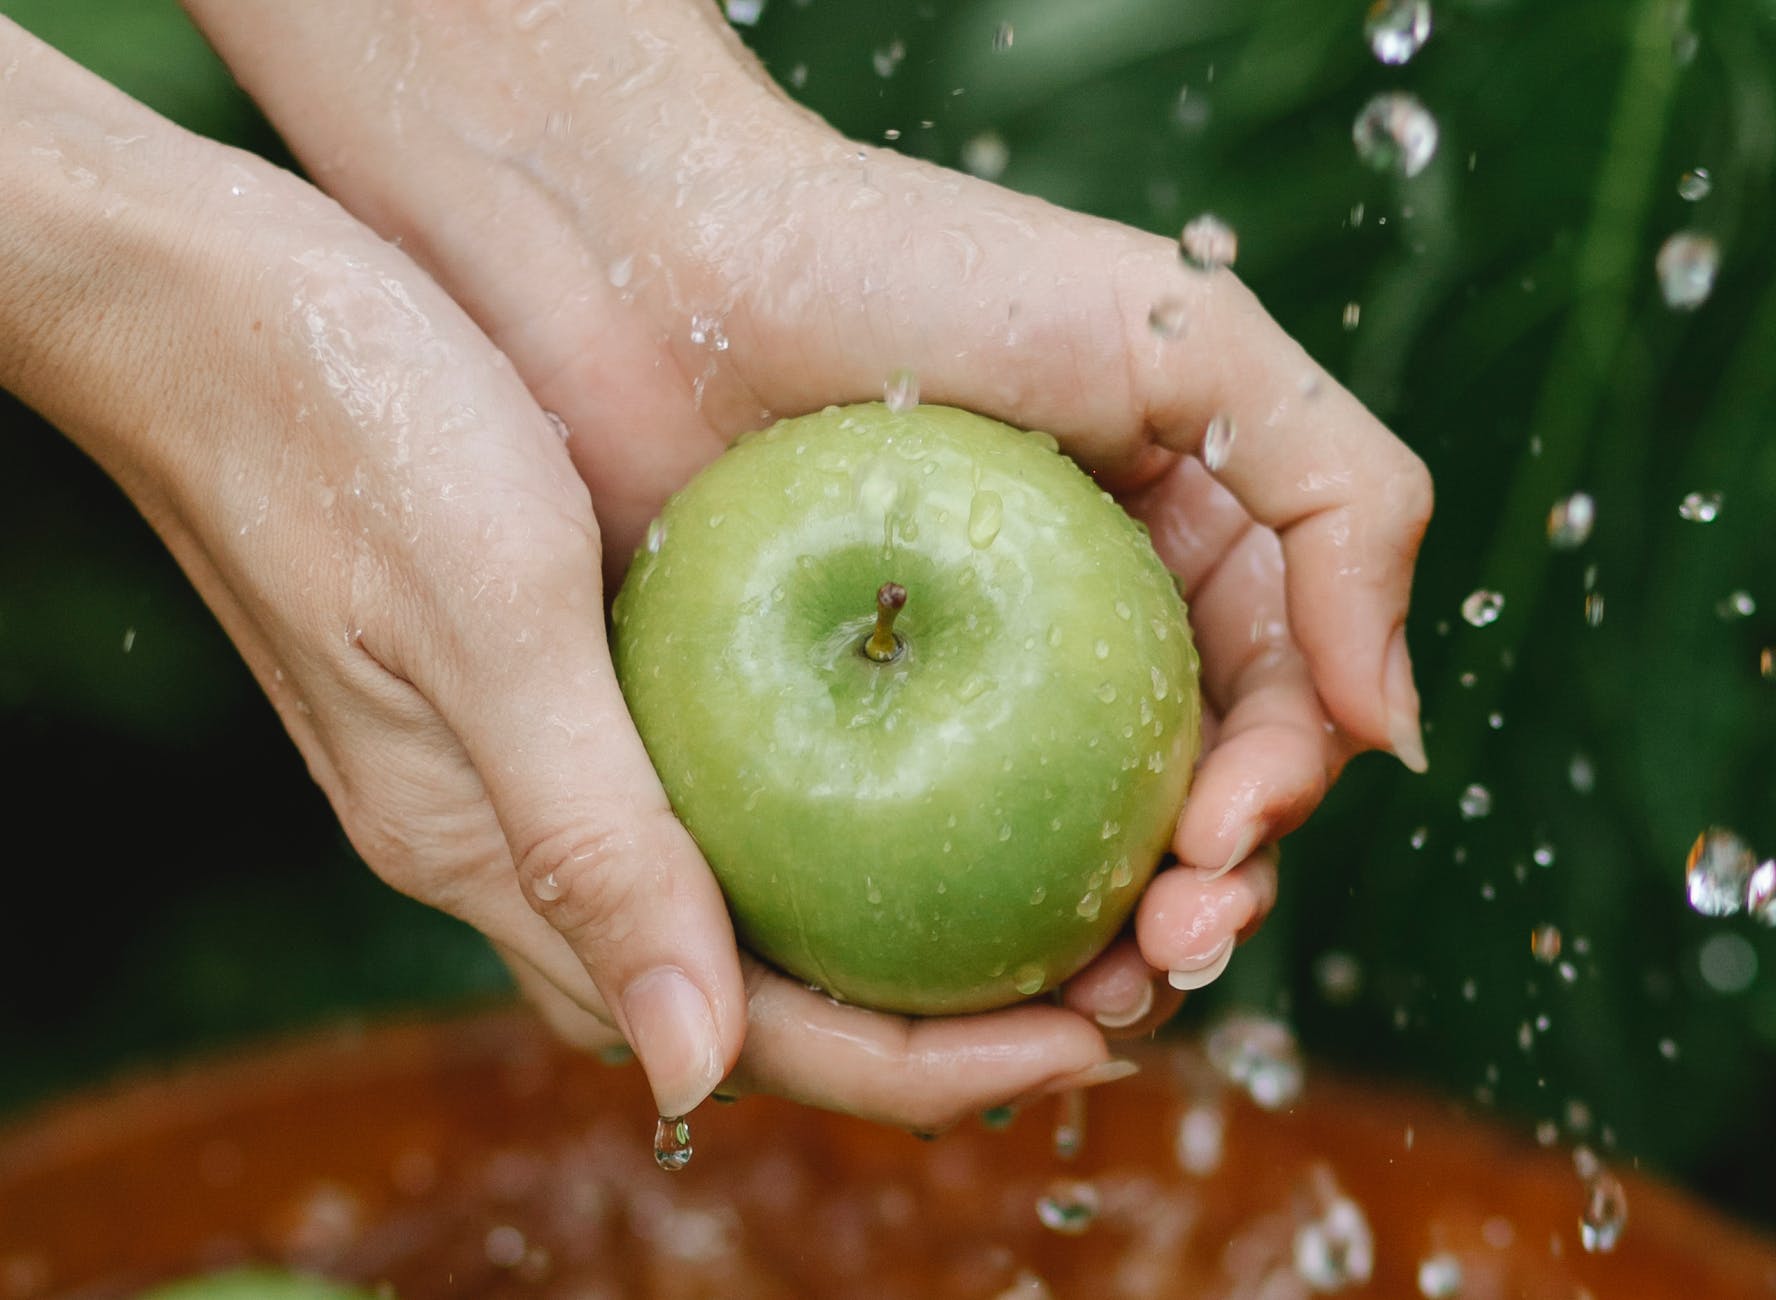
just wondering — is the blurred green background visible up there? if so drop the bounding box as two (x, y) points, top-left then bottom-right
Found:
(3, 0), (1774, 1233)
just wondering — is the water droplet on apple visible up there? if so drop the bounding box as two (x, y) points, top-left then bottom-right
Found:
(1113, 600), (1132, 621)
(1013, 963), (1046, 995)
(1111, 857), (1133, 888)
(1046, 624), (1063, 647)
(1076, 890), (1103, 921)
(866, 878), (883, 905)
(998, 823), (1013, 842)
(1100, 820), (1121, 841)
(1029, 884), (1047, 905)
(1150, 666), (1169, 700)
(653, 1114), (692, 1171)
(644, 518), (666, 554)
(1093, 639), (1110, 660)
(1035, 1179), (1099, 1234)
(883, 367), (920, 412)
(967, 489), (1004, 548)
(1094, 682), (1118, 703)
(534, 872), (564, 902)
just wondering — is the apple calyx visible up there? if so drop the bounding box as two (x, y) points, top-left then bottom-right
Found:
(862, 582), (908, 663)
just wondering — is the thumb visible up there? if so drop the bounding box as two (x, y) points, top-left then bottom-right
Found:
(444, 566), (746, 1119)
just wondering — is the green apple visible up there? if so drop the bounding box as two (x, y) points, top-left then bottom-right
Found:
(142, 1270), (375, 1299)
(612, 403), (1200, 1016)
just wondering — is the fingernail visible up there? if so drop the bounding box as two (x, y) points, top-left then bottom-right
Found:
(1168, 937), (1235, 990)
(1037, 1057), (1141, 1099)
(1385, 625), (1428, 774)
(1198, 822), (1262, 881)
(621, 966), (724, 1118)
(1094, 979), (1156, 1030)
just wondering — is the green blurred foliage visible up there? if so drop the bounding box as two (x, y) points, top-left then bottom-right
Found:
(3, 0), (1775, 1232)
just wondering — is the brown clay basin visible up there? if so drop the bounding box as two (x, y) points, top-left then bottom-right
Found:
(1, 1007), (1772, 1298)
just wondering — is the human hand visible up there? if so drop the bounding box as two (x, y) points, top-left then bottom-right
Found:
(185, 0), (1429, 1094)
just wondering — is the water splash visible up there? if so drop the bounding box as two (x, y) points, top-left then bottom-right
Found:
(993, 21), (1014, 50)
(1716, 590), (1756, 620)
(1365, 0), (1433, 65)
(1206, 1013), (1304, 1110)
(1353, 92), (1439, 177)
(653, 1115), (693, 1172)
(1656, 231), (1719, 310)
(1293, 1174), (1375, 1290)
(1180, 214), (1238, 270)
(872, 40), (905, 78)
(1034, 1179), (1100, 1235)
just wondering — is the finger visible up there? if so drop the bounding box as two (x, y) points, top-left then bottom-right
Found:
(496, 943), (627, 1055)
(725, 972), (1126, 1133)
(735, 159), (1431, 766)
(1058, 936), (1183, 1036)
(434, 524), (746, 1120)
(1136, 851), (1279, 990)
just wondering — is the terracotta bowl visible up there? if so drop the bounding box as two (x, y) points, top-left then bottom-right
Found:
(2, 1008), (1772, 1298)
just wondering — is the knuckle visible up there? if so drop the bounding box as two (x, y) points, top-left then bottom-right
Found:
(1391, 452), (1436, 536)
(515, 815), (669, 945)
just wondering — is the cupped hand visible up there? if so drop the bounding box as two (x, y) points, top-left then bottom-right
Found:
(182, 0), (1430, 1103)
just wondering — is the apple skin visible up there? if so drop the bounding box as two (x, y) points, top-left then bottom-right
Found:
(612, 403), (1201, 1016)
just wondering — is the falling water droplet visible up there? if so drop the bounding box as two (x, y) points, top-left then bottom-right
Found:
(1342, 301), (1363, 331)
(1458, 784), (1493, 820)
(1716, 590), (1756, 620)
(1530, 924), (1563, 963)
(967, 489), (1004, 548)
(1035, 1179), (1099, 1235)
(1685, 827), (1756, 917)
(653, 1115), (693, 1172)
(1410, 826), (1429, 849)
(992, 20), (1014, 50)
(1546, 492), (1595, 548)
(961, 131), (1009, 180)
(1053, 1087), (1087, 1159)
(1584, 592), (1606, 626)
(1569, 752), (1596, 793)
(534, 872), (564, 902)
(1580, 1171), (1628, 1253)
(1353, 92), (1439, 177)
(1175, 1102), (1226, 1175)
(724, 0), (764, 25)
(884, 368), (920, 413)
(1203, 413), (1236, 470)
(1416, 1251), (1463, 1298)
(1179, 213), (1238, 270)
(1678, 489), (1722, 522)
(1678, 167), (1712, 201)
(1148, 297), (1188, 339)
(1748, 860), (1776, 924)
(1206, 1013), (1304, 1109)
(872, 39), (905, 78)
(1656, 232), (1719, 310)
(1294, 1189), (1375, 1289)
(1461, 589), (1504, 627)
(1365, 0), (1433, 65)
(1534, 842), (1556, 867)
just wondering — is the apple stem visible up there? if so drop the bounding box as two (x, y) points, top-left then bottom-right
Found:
(863, 582), (908, 662)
